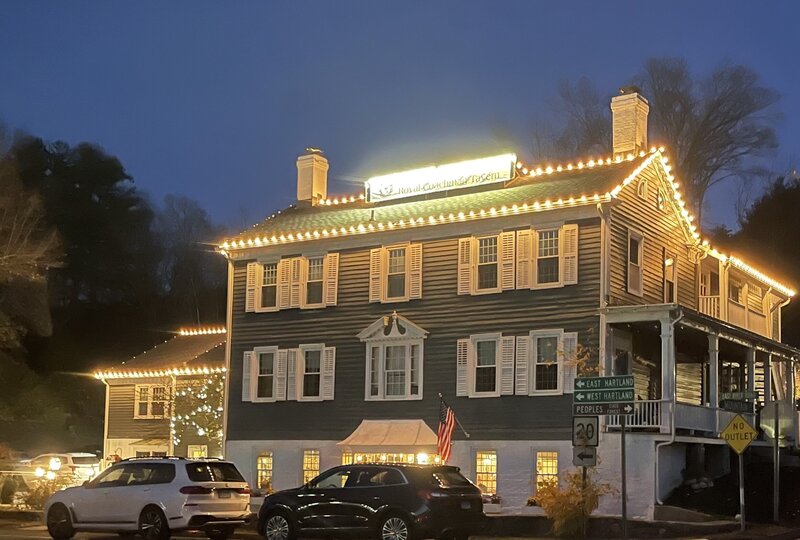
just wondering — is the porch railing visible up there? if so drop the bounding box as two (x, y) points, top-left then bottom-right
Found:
(606, 399), (662, 428)
(698, 295), (720, 318)
(675, 403), (717, 433)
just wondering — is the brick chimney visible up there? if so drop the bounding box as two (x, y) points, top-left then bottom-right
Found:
(610, 86), (649, 157)
(296, 147), (328, 206)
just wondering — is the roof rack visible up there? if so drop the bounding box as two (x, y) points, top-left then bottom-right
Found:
(119, 456), (225, 462)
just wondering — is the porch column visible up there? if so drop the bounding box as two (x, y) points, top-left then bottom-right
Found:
(660, 317), (676, 433)
(708, 335), (719, 409)
(747, 348), (756, 394)
(788, 360), (796, 402)
(764, 354), (773, 403)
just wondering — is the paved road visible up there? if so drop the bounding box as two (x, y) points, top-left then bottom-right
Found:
(0, 521), (259, 539)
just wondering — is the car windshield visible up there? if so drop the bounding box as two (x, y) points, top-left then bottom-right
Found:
(430, 468), (472, 487)
(186, 462), (244, 482)
(71, 456), (99, 465)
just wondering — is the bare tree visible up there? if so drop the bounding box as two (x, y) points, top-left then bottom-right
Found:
(542, 58), (780, 224)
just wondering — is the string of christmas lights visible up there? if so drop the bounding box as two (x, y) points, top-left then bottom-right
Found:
(170, 372), (225, 448)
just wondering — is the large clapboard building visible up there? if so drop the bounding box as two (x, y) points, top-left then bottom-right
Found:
(219, 88), (798, 518)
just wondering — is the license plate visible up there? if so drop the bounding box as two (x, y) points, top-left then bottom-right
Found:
(460, 500), (471, 509)
(218, 490), (231, 498)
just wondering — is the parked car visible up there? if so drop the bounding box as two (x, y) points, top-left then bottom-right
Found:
(258, 464), (484, 540)
(21, 453), (101, 484)
(44, 457), (252, 540)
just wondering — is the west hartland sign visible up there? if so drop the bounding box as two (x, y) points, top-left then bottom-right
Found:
(365, 153), (516, 202)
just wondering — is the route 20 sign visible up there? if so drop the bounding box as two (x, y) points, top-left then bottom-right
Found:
(572, 416), (599, 447)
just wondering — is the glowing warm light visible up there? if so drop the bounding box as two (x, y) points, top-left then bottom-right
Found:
(179, 326), (226, 336)
(45, 471), (56, 480)
(365, 153), (516, 202)
(95, 366), (227, 380)
(416, 452), (429, 464)
(34, 467), (45, 478)
(49, 457), (62, 471)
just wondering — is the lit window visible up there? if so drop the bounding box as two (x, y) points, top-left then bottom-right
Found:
(627, 231), (643, 296)
(256, 452), (273, 492)
(536, 230), (560, 285)
(303, 450), (320, 484)
(656, 190), (665, 211)
(474, 339), (498, 394)
(341, 452), (353, 465)
(306, 257), (324, 306)
(302, 349), (322, 398)
(535, 451), (558, 492)
(261, 263), (278, 309)
(365, 342), (423, 401)
(664, 251), (676, 303)
(477, 237), (499, 291)
(134, 385), (169, 419)
(475, 451), (497, 495)
(534, 335), (560, 392)
(386, 248), (407, 299)
(257, 352), (275, 399)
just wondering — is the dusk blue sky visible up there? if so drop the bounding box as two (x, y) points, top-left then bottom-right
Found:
(1, 1), (798, 232)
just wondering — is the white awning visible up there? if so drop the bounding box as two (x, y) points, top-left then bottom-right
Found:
(337, 420), (437, 452)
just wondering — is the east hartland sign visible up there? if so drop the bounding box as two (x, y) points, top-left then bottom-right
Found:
(365, 153), (516, 203)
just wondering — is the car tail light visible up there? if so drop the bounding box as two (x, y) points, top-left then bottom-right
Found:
(180, 486), (213, 494)
(234, 487), (251, 495)
(417, 489), (447, 500)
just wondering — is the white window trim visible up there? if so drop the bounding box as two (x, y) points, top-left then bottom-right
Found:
(627, 229), (644, 297)
(252, 346), (280, 403)
(638, 178), (649, 199)
(534, 227), (563, 289)
(133, 384), (169, 419)
(297, 343), (325, 402)
(529, 329), (564, 396)
(473, 233), (502, 295)
(469, 333), (502, 398)
(382, 242), (411, 303)
(664, 250), (677, 303)
(302, 255), (326, 309)
(364, 339), (424, 401)
(255, 260), (280, 313)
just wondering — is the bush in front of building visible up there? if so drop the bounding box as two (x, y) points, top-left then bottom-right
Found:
(1, 475), (17, 504)
(17, 476), (73, 510)
(532, 469), (614, 538)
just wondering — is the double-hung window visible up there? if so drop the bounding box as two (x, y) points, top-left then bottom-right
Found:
(256, 349), (277, 400)
(533, 332), (560, 393)
(456, 334), (515, 398)
(476, 236), (499, 292)
(242, 345), (334, 403)
(457, 232), (516, 295)
(256, 452), (273, 492)
(664, 250), (677, 303)
(245, 254), (339, 312)
(473, 336), (500, 396)
(366, 342), (422, 400)
(299, 346), (322, 400)
(302, 450), (320, 484)
(512, 329), (577, 396)
(627, 230), (644, 296)
(536, 229), (560, 286)
(475, 451), (497, 495)
(369, 244), (423, 303)
(535, 451), (559, 493)
(134, 384), (169, 419)
(512, 225), (578, 291)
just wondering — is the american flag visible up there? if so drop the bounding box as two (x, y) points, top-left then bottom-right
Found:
(437, 398), (456, 463)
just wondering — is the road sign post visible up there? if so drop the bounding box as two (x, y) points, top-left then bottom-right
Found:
(721, 414), (758, 532)
(573, 375), (634, 540)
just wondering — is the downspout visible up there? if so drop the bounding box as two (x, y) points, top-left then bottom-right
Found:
(221, 257), (234, 459)
(655, 308), (684, 505)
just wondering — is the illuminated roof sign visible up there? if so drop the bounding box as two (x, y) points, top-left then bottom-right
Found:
(365, 153), (516, 203)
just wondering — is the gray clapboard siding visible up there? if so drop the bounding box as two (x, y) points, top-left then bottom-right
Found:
(608, 165), (698, 308)
(226, 219), (603, 442)
(106, 379), (171, 439)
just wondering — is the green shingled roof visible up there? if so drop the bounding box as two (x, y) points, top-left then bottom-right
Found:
(228, 155), (649, 244)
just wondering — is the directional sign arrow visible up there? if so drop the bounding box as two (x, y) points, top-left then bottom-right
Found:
(578, 450), (593, 460)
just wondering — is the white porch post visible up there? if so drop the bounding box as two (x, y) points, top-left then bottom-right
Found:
(746, 348), (756, 394)
(788, 360), (796, 402)
(660, 317), (675, 434)
(708, 334), (720, 434)
(764, 354), (773, 404)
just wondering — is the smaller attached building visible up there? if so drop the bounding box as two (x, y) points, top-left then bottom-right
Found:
(94, 327), (227, 466)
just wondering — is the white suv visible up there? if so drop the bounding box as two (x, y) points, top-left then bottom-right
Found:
(44, 457), (252, 540)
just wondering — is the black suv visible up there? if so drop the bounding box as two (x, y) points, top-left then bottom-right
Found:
(257, 464), (484, 540)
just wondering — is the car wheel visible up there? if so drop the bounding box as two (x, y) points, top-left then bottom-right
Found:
(378, 514), (411, 540)
(139, 505), (170, 540)
(262, 511), (294, 540)
(46, 503), (75, 540)
(206, 525), (235, 540)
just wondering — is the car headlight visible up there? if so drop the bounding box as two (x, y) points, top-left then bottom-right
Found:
(49, 457), (62, 471)
(45, 471), (56, 480)
(34, 467), (45, 477)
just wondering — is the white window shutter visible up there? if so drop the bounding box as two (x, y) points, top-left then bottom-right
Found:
(322, 347), (336, 400)
(409, 243), (423, 299)
(245, 263), (260, 312)
(515, 336), (530, 395)
(369, 248), (382, 302)
(531, 230), (540, 289)
(457, 238), (472, 295)
(286, 349), (297, 401)
(242, 351), (254, 402)
(323, 253), (340, 306)
(500, 336), (516, 395)
(500, 231), (515, 291)
(290, 258), (303, 308)
(278, 259), (291, 309)
(516, 229), (532, 290)
(456, 339), (470, 396)
(275, 350), (288, 401)
(562, 224), (579, 285)
(562, 332), (578, 394)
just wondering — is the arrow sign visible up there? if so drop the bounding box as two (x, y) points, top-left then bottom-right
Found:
(574, 388), (635, 403)
(574, 375), (634, 391)
(572, 446), (597, 467)
(574, 402), (634, 416)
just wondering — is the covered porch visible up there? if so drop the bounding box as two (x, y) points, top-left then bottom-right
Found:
(601, 304), (799, 443)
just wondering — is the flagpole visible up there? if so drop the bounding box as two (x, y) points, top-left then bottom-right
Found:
(438, 392), (470, 438)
